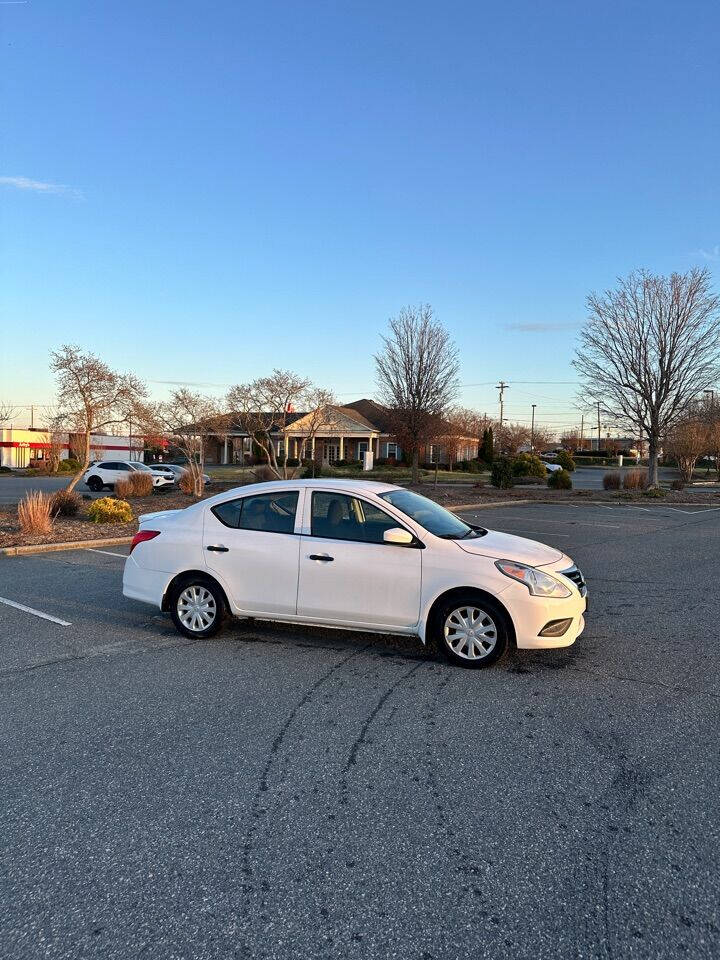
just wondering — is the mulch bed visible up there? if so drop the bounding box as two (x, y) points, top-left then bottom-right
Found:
(0, 483), (239, 549)
(416, 483), (720, 508)
(2, 479), (718, 549)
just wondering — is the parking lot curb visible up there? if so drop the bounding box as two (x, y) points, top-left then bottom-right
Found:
(447, 498), (718, 512)
(1, 536), (134, 557)
(448, 500), (532, 512)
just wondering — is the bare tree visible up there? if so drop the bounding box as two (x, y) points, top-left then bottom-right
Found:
(665, 416), (708, 485)
(0, 401), (19, 425)
(496, 421), (531, 455)
(290, 388), (339, 477)
(138, 390), (221, 497)
(375, 305), (460, 483)
(225, 370), (311, 479)
(574, 269), (720, 486)
(437, 407), (485, 469)
(560, 429), (581, 452)
(51, 345), (147, 492)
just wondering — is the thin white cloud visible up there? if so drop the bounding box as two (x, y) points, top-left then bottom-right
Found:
(696, 245), (720, 262)
(0, 175), (82, 198)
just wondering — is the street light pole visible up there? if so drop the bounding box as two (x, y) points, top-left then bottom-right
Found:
(531, 404), (536, 451)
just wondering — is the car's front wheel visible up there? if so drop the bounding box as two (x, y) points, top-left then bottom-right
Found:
(86, 476), (104, 492)
(169, 577), (225, 639)
(431, 594), (510, 669)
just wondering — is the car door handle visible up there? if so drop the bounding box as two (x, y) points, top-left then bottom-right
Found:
(206, 545), (229, 553)
(308, 554), (334, 562)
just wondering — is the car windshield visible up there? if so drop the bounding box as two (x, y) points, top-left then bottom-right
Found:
(129, 461), (152, 472)
(379, 489), (485, 539)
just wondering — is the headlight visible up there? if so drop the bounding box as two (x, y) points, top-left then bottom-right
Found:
(495, 560), (572, 598)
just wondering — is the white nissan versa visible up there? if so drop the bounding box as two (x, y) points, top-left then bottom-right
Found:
(123, 480), (587, 668)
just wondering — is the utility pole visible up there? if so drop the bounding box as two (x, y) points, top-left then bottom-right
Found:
(30, 405), (34, 429)
(580, 414), (584, 451)
(530, 404), (536, 451)
(496, 381), (508, 426)
(596, 401), (601, 452)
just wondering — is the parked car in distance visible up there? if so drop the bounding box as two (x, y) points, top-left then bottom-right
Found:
(83, 460), (175, 492)
(541, 460), (563, 473)
(123, 479), (587, 669)
(159, 463), (213, 485)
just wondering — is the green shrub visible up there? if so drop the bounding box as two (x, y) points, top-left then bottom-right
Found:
(88, 497), (133, 523)
(553, 450), (576, 472)
(603, 471), (621, 490)
(548, 468), (572, 490)
(644, 486), (667, 498)
(58, 458), (82, 473)
(511, 453), (547, 479)
(490, 458), (514, 489)
(50, 489), (81, 517)
(286, 457), (300, 467)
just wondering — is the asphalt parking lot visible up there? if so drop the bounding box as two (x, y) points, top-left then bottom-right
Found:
(1, 503), (719, 960)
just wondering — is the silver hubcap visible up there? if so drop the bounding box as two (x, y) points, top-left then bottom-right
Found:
(177, 585), (216, 632)
(444, 605), (498, 660)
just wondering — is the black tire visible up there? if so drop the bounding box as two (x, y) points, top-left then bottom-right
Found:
(87, 476), (103, 492)
(430, 593), (510, 669)
(169, 575), (226, 639)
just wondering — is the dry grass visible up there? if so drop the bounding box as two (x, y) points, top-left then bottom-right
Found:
(49, 489), (81, 517)
(623, 469), (649, 490)
(178, 470), (197, 495)
(116, 472), (154, 498)
(18, 491), (53, 536)
(603, 471), (621, 490)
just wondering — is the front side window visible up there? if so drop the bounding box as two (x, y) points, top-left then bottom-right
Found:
(379, 489), (484, 540)
(311, 492), (402, 544)
(212, 491), (299, 534)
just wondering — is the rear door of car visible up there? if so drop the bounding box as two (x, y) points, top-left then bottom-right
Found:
(203, 488), (304, 616)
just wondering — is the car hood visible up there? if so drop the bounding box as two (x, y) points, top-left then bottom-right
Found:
(455, 529), (563, 566)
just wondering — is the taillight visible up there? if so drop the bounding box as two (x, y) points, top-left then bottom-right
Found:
(130, 529), (161, 554)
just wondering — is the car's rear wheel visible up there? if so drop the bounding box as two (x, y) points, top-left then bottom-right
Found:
(431, 594), (510, 669)
(87, 476), (103, 492)
(169, 577), (225, 639)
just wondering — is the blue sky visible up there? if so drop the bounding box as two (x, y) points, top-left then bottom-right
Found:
(1, 0), (719, 434)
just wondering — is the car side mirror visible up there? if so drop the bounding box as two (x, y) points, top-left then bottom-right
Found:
(383, 527), (414, 546)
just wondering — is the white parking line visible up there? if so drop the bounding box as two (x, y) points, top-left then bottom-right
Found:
(479, 515), (621, 528)
(85, 548), (128, 558)
(0, 596), (71, 626)
(497, 529), (570, 539)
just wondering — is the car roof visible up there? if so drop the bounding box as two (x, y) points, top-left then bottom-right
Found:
(194, 477), (401, 509)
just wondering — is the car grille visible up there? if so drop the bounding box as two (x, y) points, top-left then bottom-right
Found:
(560, 565), (587, 596)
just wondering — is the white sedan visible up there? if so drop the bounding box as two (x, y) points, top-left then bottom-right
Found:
(123, 480), (587, 669)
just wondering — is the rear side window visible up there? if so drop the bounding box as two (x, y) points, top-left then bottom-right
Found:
(212, 491), (299, 534)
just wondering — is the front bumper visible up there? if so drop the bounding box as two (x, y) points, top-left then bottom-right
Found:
(503, 559), (587, 649)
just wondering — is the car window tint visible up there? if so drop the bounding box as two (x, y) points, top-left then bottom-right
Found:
(238, 492), (298, 533)
(311, 492), (399, 544)
(212, 491), (299, 533)
(212, 499), (244, 528)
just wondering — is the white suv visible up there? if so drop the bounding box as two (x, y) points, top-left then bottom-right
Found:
(83, 460), (175, 492)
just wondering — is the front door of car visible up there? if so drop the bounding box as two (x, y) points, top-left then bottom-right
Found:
(203, 489), (302, 616)
(296, 491), (422, 628)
